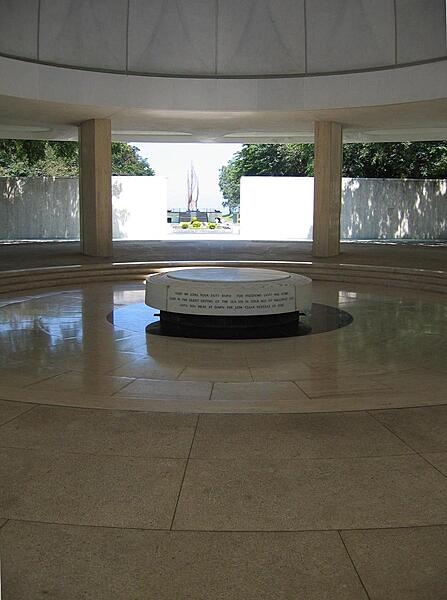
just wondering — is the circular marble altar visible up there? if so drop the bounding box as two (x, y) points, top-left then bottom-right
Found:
(145, 267), (313, 339)
(167, 268), (291, 283)
(145, 267), (312, 316)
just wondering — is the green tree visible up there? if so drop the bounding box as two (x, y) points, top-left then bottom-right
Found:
(110, 142), (155, 175)
(218, 144), (313, 211)
(219, 142), (447, 210)
(0, 140), (155, 177)
(342, 142), (447, 178)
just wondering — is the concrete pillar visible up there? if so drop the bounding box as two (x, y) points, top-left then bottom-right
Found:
(79, 119), (112, 257)
(312, 121), (342, 257)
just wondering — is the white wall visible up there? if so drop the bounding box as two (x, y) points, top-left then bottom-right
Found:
(342, 178), (447, 240)
(112, 176), (167, 240)
(0, 176), (167, 240)
(240, 177), (314, 240)
(1, 175), (445, 241)
(0, 177), (80, 240)
(239, 176), (447, 241)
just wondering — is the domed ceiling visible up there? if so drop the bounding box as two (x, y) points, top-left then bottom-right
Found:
(0, 0), (446, 142)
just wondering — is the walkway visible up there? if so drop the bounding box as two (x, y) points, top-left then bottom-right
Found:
(0, 240), (446, 599)
(0, 239), (446, 271)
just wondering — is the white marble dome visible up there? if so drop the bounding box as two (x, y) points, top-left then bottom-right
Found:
(0, 0), (446, 143)
(0, 0), (445, 76)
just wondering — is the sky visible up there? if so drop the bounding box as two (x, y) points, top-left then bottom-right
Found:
(136, 143), (241, 212)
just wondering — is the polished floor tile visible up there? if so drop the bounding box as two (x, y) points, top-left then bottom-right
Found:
(1, 239), (446, 596)
(249, 361), (314, 381)
(27, 372), (135, 395)
(184, 354), (251, 369)
(373, 405), (447, 452)
(0, 521), (368, 600)
(173, 455), (447, 531)
(290, 389), (447, 412)
(294, 375), (391, 398)
(0, 447), (185, 528)
(374, 370), (447, 394)
(0, 366), (67, 388)
(116, 378), (212, 401)
(0, 281), (446, 413)
(49, 350), (145, 374)
(423, 452), (447, 476)
(0, 399), (34, 426)
(179, 366), (253, 382)
(190, 412), (411, 459)
(110, 356), (185, 379)
(0, 406), (197, 458)
(113, 336), (149, 353)
(341, 526), (447, 600)
(0, 245), (446, 595)
(211, 381), (308, 403)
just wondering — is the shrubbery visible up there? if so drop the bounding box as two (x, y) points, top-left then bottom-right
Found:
(179, 219), (219, 231)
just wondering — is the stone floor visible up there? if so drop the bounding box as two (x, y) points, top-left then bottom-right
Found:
(0, 273), (446, 598)
(1, 238), (447, 271)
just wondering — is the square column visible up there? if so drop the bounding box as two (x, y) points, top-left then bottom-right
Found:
(312, 121), (342, 257)
(79, 119), (112, 257)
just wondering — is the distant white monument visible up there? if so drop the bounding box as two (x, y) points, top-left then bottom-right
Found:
(186, 163), (199, 212)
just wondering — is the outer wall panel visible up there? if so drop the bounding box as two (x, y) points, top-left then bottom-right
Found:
(0, 0), (445, 75)
(216, 0), (306, 75)
(306, 0), (395, 73)
(0, 0), (39, 59)
(128, 0), (216, 75)
(39, 0), (127, 71)
(396, 0), (447, 63)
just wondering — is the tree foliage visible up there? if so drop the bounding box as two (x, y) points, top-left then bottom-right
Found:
(110, 143), (155, 176)
(342, 143), (447, 178)
(0, 140), (155, 177)
(218, 144), (313, 211)
(219, 142), (447, 210)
